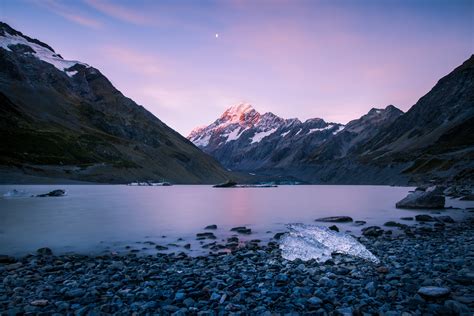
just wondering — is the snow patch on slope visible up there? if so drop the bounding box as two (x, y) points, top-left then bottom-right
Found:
(308, 124), (334, 134)
(193, 134), (211, 147)
(332, 125), (345, 135)
(225, 127), (248, 143)
(251, 128), (277, 144)
(0, 33), (87, 76)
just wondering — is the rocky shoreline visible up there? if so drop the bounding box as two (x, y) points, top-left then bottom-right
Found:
(1, 216), (473, 315)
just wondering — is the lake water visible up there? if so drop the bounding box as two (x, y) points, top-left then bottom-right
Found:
(0, 185), (472, 257)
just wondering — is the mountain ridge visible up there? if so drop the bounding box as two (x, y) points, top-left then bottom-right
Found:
(188, 103), (345, 172)
(189, 55), (474, 185)
(0, 22), (229, 184)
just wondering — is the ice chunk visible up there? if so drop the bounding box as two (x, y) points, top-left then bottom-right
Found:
(3, 189), (31, 198)
(279, 223), (379, 263)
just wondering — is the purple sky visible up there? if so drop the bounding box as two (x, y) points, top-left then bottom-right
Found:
(1, 0), (473, 135)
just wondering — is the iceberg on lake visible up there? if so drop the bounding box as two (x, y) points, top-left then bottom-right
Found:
(279, 223), (380, 264)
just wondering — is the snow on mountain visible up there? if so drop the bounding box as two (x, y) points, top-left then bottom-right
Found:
(251, 127), (278, 144)
(188, 103), (344, 171)
(332, 125), (345, 135)
(188, 103), (275, 147)
(308, 125), (335, 134)
(0, 27), (87, 76)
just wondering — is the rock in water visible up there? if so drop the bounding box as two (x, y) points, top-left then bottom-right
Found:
(415, 215), (435, 222)
(396, 186), (445, 209)
(315, 216), (353, 223)
(204, 224), (217, 230)
(279, 223), (379, 263)
(417, 286), (451, 299)
(230, 226), (252, 234)
(213, 180), (237, 188)
(362, 226), (384, 237)
(36, 189), (66, 197)
(436, 216), (455, 223)
(196, 232), (217, 239)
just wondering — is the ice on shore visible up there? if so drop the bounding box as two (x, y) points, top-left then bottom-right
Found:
(279, 223), (380, 264)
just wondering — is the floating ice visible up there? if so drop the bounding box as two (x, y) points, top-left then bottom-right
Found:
(279, 223), (379, 263)
(3, 189), (31, 198)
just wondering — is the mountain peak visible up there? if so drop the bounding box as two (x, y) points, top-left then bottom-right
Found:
(221, 103), (255, 118)
(367, 105), (403, 116)
(218, 103), (259, 126)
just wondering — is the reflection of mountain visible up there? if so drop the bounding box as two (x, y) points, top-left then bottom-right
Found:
(0, 22), (229, 183)
(190, 56), (474, 185)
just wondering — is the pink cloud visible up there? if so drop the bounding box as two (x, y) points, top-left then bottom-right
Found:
(33, 0), (102, 29)
(84, 0), (156, 26)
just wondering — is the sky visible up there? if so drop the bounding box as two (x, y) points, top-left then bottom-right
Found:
(1, 0), (473, 136)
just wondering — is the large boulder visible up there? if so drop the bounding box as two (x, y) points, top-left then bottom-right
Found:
(396, 186), (445, 209)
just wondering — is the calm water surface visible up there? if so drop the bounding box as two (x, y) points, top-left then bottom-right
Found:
(0, 185), (472, 256)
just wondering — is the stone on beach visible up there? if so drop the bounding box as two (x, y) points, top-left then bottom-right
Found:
(36, 247), (53, 256)
(417, 286), (451, 299)
(460, 194), (474, 201)
(1, 218), (473, 314)
(0, 254), (16, 263)
(30, 299), (49, 306)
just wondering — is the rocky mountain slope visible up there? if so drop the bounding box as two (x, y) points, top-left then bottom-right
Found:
(0, 22), (229, 184)
(188, 103), (344, 171)
(190, 56), (474, 185)
(350, 55), (474, 184)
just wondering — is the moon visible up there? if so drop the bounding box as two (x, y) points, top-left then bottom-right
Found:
(215, 33), (219, 39)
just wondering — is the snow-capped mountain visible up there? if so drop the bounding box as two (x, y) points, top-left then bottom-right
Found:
(188, 103), (344, 171)
(188, 56), (474, 185)
(189, 103), (286, 149)
(0, 22), (229, 184)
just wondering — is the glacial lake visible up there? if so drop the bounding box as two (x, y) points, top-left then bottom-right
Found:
(0, 185), (472, 257)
